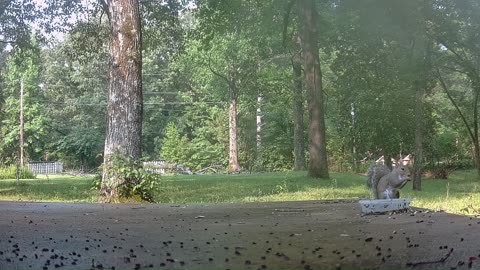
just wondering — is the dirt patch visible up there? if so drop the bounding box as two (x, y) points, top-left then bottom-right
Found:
(0, 200), (479, 269)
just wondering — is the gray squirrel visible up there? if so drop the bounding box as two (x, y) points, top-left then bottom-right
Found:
(366, 163), (411, 199)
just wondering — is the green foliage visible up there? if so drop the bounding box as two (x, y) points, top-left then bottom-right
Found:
(102, 154), (161, 203)
(3, 0), (480, 176)
(260, 107), (295, 172)
(0, 166), (35, 180)
(0, 38), (49, 164)
(160, 122), (192, 166)
(40, 29), (108, 169)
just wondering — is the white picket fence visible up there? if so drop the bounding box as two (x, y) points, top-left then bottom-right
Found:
(143, 161), (193, 175)
(27, 162), (63, 175)
(143, 161), (166, 174)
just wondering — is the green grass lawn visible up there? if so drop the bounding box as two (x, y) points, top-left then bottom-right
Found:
(0, 175), (98, 203)
(0, 170), (479, 215)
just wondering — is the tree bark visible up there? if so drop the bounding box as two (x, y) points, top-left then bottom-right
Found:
(384, 154), (393, 170)
(101, 0), (143, 201)
(256, 94), (263, 169)
(473, 141), (480, 177)
(297, 0), (329, 178)
(19, 79), (24, 166)
(292, 35), (306, 171)
(437, 69), (480, 177)
(413, 83), (425, 191)
(413, 37), (432, 190)
(473, 82), (480, 177)
(228, 80), (240, 172)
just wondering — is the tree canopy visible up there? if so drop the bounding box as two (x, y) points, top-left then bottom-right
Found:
(1, 0), (480, 199)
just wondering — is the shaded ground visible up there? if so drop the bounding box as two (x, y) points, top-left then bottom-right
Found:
(0, 200), (479, 270)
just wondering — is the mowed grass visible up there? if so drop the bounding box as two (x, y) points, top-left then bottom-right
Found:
(0, 175), (99, 203)
(401, 170), (480, 215)
(0, 170), (479, 215)
(157, 171), (367, 203)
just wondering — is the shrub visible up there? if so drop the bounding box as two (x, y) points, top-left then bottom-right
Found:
(0, 166), (36, 180)
(96, 155), (161, 202)
(424, 160), (474, 179)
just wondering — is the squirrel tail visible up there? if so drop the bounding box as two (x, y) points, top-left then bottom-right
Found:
(366, 165), (375, 188)
(366, 164), (389, 189)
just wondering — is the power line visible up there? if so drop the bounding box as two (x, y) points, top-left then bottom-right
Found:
(42, 101), (225, 106)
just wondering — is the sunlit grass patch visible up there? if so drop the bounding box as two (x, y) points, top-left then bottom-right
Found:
(0, 175), (98, 203)
(0, 170), (479, 215)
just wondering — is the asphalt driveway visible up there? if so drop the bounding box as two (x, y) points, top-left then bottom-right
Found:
(1, 200), (478, 269)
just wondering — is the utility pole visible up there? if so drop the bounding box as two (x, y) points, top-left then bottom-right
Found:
(19, 79), (24, 167)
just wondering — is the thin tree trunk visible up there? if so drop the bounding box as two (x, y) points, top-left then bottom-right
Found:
(413, 35), (432, 191)
(19, 79), (24, 166)
(351, 103), (358, 172)
(474, 83), (480, 176)
(228, 81), (240, 172)
(256, 94), (263, 169)
(413, 84), (425, 191)
(292, 40), (306, 171)
(297, 0), (329, 178)
(384, 153), (393, 170)
(101, 0), (143, 201)
(473, 141), (480, 176)
(473, 82), (480, 176)
(437, 69), (480, 177)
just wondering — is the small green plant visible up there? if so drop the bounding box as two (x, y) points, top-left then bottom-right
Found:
(0, 166), (36, 180)
(99, 154), (161, 202)
(273, 179), (289, 194)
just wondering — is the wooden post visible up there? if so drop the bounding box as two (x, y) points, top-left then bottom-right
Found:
(19, 79), (24, 167)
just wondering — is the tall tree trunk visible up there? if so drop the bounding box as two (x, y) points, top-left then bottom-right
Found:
(228, 81), (240, 172)
(256, 94), (263, 169)
(297, 0), (329, 178)
(351, 103), (358, 172)
(413, 37), (432, 190)
(384, 153), (393, 170)
(101, 0), (143, 201)
(19, 79), (24, 166)
(473, 83), (480, 177)
(438, 71), (480, 178)
(292, 38), (306, 171)
(473, 141), (480, 176)
(413, 83), (425, 191)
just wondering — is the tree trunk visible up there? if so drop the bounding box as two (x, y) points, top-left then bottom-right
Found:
(256, 94), (263, 169)
(297, 0), (329, 178)
(228, 81), (240, 172)
(413, 36), (432, 190)
(19, 79), (24, 166)
(292, 38), (306, 171)
(384, 153), (393, 170)
(101, 0), (143, 201)
(438, 71), (480, 178)
(413, 83), (425, 191)
(473, 140), (480, 177)
(474, 83), (480, 177)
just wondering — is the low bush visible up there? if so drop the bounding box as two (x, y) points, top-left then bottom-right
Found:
(95, 155), (161, 202)
(0, 166), (36, 180)
(424, 160), (474, 179)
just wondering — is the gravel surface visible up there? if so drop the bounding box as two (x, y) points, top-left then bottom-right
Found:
(1, 200), (479, 270)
